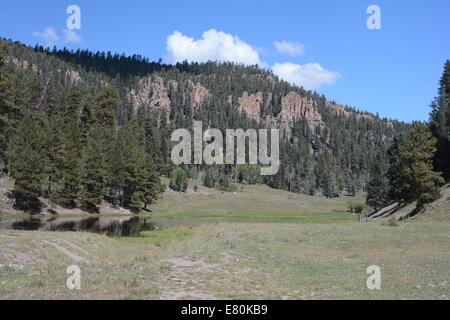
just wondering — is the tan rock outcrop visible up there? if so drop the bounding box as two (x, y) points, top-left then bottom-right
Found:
(235, 91), (324, 135)
(65, 70), (82, 84)
(128, 76), (173, 117)
(279, 92), (322, 124)
(238, 92), (263, 123)
(6, 57), (36, 72)
(278, 92), (324, 135)
(189, 80), (210, 110)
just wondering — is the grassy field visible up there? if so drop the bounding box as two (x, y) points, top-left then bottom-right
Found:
(153, 180), (362, 223)
(0, 183), (449, 300)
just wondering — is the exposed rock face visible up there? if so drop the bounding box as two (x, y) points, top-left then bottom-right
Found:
(21, 60), (29, 70)
(6, 57), (84, 85)
(128, 76), (173, 117)
(6, 57), (24, 69)
(65, 70), (82, 84)
(6, 57), (38, 73)
(279, 92), (323, 129)
(126, 74), (381, 134)
(235, 91), (324, 136)
(273, 92), (324, 136)
(189, 80), (210, 110)
(238, 92), (263, 124)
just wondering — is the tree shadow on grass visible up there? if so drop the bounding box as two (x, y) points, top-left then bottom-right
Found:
(8, 191), (44, 214)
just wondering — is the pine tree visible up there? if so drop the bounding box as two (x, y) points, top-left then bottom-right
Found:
(7, 115), (47, 213)
(80, 94), (95, 139)
(429, 60), (450, 181)
(117, 123), (142, 208)
(92, 86), (118, 135)
(56, 90), (82, 208)
(0, 44), (7, 172)
(0, 44), (18, 173)
(366, 153), (390, 210)
(139, 154), (160, 210)
(45, 112), (64, 202)
(79, 125), (106, 213)
(128, 191), (143, 213)
(387, 136), (404, 202)
(92, 86), (119, 196)
(108, 120), (160, 212)
(397, 123), (443, 208)
(108, 136), (125, 207)
(315, 146), (339, 198)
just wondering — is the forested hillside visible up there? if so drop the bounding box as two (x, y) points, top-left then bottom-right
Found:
(0, 39), (412, 213)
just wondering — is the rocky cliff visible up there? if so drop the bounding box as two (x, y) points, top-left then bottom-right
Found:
(278, 92), (323, 134)
(127, 77), (340, 136)
(128, 76), (173, 116)
(188, 80), (211, 110)
(238, 92), (264, 124)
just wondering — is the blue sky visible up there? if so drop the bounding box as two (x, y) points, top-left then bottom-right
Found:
(1, 0), (449, 122)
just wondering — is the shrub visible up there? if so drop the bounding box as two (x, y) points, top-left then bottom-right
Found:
(217, 177), (237, 192)
(169, 168), (188, 192)
(417, 186), (441, 209)
(159, 181), (167, 193)
(348, 202), (365, 214)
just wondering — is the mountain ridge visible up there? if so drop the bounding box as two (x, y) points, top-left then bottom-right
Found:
(2, 38), (401, 126)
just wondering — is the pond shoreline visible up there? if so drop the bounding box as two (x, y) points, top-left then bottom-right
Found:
(0, 214), (155, 237)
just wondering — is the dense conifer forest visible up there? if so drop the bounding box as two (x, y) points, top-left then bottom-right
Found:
(1, 38), (447, 214)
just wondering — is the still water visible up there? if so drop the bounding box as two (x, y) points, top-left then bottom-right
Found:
(0, 215), (156, 237)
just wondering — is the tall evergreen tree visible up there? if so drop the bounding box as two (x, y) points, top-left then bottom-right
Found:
(54, 90), (83, 208)
(92, 86), (118, 135)
(7, 115), (47, 213)
(79, 125), (106, 212)
(366, 153), (390, 210)
(92, 86), (119, 196)
(138, 154), (160, 211)
(0, 44), (17, 173)
(387, 135), (404, 202)
(429, 60), (450, 180)
(80, 94), (95, 139)
(116, 122), (143, 208)
(397, 123), (443, 208)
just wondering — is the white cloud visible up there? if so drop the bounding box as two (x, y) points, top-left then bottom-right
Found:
(32, 27), (81, 46)
(274, 41), (305, 57)
(272, 62), (340, 90)
(63, 29), (82, 44)
(166, 29), (261, 65)
(164, 29), (339, 90)
(32, 27), (59, 46)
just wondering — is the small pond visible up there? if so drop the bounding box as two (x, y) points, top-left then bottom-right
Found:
(0, 215), (156, 237)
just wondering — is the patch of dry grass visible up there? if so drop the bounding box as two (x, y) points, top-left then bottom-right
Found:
(1, 219), (449, 300)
